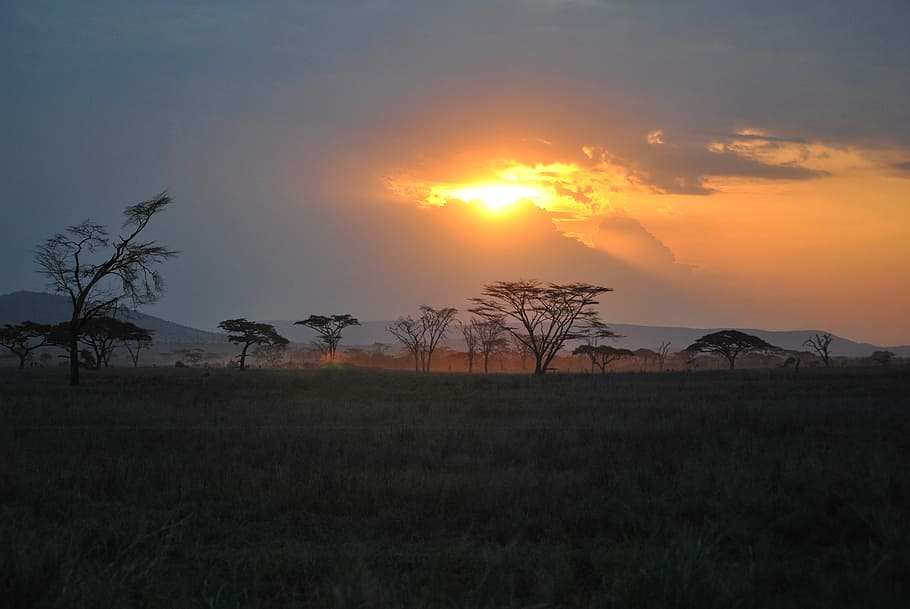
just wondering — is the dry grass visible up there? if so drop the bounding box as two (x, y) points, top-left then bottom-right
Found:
(1, 366), (908, 608)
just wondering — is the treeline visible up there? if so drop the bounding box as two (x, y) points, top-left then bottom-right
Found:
(5, 192), (902, 382)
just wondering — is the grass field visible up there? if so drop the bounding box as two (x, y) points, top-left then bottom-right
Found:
(1, 366), (908, 608)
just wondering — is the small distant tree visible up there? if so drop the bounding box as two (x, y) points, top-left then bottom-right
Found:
(803, 333), (833, 367)
(469, 280), (612, 375)
(0, 321), (54, 369)
(218, 318), (288, 370)
(72, 317), (150, 369)
(573, 344), (633, 375)
(388, 316), (423, 372)
(388, 306), (457, 373)
(685, 330), (779, 370)
(122, 325), (153, 368)
(34, 192), (177, 386)
(459, 320), (479, 373)
(294, 314), (360, 361)
(871, 350), (895, 366)
(472, 318), (507, 373)
(174, 347), (206, 367)
(657, 341), (672, 371)
(633, 348), (658, 371)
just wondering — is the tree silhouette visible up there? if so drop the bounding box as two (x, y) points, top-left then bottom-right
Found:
(120, 323), (153, 368)
(295, 314), (360, 361)
(803, 333), (833, 367)
(34, 192), (177, 385)
(218, 319), (288, 370)
(474, 318), (508, 374)
(388, 316), (423, 372)
(469, 280), (612, 374)
(573, 344), (633, 375)
(388, 306), (458, 372)
(0, 321), (54, 369)
(685, 330), (778, 369)
(72, 317), (152, 368)
(459, 320), (479, 373)
(871, 350), (895, 366)
(657, 341), (672, 371)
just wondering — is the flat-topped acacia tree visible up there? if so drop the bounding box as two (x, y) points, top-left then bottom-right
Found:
(295, 314), (360, 361)
(469, 280), (612, 375)
(685, 330), (779, 369)
(0, 321), (54, 369)
(34, 192), (177, 386)
(218, 319), (288, 370)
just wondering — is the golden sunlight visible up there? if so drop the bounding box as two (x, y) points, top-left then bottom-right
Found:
(435, 182), (546, 213)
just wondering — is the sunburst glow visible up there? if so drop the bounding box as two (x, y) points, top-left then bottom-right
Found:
(437, 182), (545, 213)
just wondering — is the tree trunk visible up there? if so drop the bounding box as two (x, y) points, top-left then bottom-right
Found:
(239, 344), (249, 370)
(69, 335), (80, 386)
(18, 353), (26, 369)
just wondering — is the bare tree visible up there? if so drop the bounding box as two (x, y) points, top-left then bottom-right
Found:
(388, 316), (423, 372)
(685, 330), (778, 370)
(510, 333), (533, 371)
(34, 192), (177, 385)
(295, 314), (360, 361)
(803, 333), (833, 367)
(459, 320), (479, 373)
(388, 306), (458, 372)
(218, 319), (288, 370)
(0, 322), (54, 369)
(475, 318), (508, 374)
(657, 341), (672, 371)
(469, 280), (612, 374)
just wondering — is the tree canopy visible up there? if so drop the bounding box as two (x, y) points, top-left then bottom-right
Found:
(33, 192), (177, 385)
(469, 280), (612, 374)
(218, 318), (288, 370)
(685, 330), (778, 369)
(295, 314), (360, 361)
(0, 321), (54, 369)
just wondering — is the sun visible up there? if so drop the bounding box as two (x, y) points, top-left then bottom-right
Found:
(440, 182), (544, 213)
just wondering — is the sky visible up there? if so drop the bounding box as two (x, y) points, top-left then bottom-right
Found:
(2, 0), (909, 344)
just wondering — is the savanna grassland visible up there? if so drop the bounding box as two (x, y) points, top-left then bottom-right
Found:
(1, 366), (908, 608)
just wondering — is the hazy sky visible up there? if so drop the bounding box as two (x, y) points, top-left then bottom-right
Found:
(2, 0), (909, 344)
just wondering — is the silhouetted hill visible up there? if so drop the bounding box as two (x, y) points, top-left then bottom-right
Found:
(0, 291), (227, 345)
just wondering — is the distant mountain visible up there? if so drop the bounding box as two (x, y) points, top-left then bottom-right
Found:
(0, 291), (227, 345)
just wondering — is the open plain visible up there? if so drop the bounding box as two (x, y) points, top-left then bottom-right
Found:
(1, 366), (908, 608)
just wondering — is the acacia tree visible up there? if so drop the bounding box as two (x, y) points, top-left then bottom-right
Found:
(469, 280), (612, 375)
(73, 317), (151, 368)
(388, 305), (458, 372)
(803, 333), (833, 367)
(218, 318), (288, 370)
(295, 314), (360, 361)
(573, 344), (634, 375)
(34, 192), (177, 385)
(121, 324), (153, 368)
(685, 330), (778, 369)
(0, 321), (54, 369)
